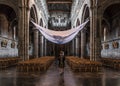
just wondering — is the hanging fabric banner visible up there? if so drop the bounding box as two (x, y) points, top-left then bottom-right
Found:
(31, 19), (89, 44)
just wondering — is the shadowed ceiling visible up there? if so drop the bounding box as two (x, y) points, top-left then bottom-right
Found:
(47, 0), (72, 14)
(46, 0), (73, 29)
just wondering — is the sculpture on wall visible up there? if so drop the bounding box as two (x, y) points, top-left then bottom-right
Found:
(11, 41), (15, 48)
(112, 41), (119, 49)
(104, 43), (109, 49)
(1, 40), (8, 47)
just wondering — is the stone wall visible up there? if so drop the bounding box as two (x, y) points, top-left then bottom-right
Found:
(101, 8), (120, 58)
(101, 38), (120, 58)
(0, 36), (18, 58)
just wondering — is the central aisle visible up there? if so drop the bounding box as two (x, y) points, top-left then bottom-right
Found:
(36, 63), (78, 86)
(0, 61), (120, 86)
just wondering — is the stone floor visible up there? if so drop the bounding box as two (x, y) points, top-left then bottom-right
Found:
(0, 62), (120, 86)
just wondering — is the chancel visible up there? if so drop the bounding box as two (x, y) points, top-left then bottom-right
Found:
(0, 0), (120, 86)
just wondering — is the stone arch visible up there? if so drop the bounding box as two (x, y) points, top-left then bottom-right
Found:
(81, 4), (90, 59)
(30, 5), (38, 23)
(0, 4), (17, 39)
(101, 0), (120, 16)
(10, 18), (18, 40)
(75, 18), (81, 57)
(101, 19), (110, 41)
(103, 3), (120, 39)
(29, 4), (39, 57)
(0, 1), (18, 17)
(101, 2), (120, 58)
(39, 18), (44, 57)
(81, 4), (90, 23)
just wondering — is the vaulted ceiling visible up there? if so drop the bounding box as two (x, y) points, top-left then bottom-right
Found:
(104, 4), (120, 19)
(46, 0), (73, 29)
(47, 0), (72, 14)
(0, 4), (16, 21)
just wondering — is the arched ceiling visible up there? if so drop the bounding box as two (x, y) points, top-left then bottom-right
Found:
(46, 0), (73, 29)
(47, 0), (72, 14)
(104, 4), (120, 19)
(0, 4), (16, 21)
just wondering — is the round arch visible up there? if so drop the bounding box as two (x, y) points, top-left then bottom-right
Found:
(30, 5), (38, 23)
(0, 2), (18, 17)
(101, 19), (110, 41)
(101, 2), (120, 58)
(0, 4), (17, 39)
(81, 4), (90, 59)
(102, 3), (120, 32)
(101, 1), (120, 16)
(29, 4), (39, 57)
(101, 18), (110, 32)
(81, 4), (90, 23)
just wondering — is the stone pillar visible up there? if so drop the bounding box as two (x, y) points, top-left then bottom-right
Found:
(81, 30), (86, 59)
(45, 40), (48, 56)
(96, 12), (102, 60)
(90, 6), (95, 61)
(18, 0), (30, 61)
(79, 34), (81, 57)
(24, 2), (30, 60)
(44, 39), (47, 56)
(33, 30), (39, 58)
(43, 37), (45, 56)
(40, 35), (44, 57)
(75, 35), (80, 56)
(89, 3), (101, 61)
(70, 41), (73, 56)
(67, 43), (70, 56)
(72, 39), (75, 56)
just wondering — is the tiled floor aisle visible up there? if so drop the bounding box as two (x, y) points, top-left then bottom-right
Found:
(0, 62), (120, 86)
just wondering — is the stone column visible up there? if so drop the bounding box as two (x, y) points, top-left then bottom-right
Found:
(40, 35), (44, 57)
(81, 30), (86, 59)
(78, 34), (81, 57)
(70, 41), (73, 56)
(18, 4), (24, 60)
(90, 6), (95, 61)
(24, 2), (30, 60)
(33, 30), (39, 58)
(67, 43), (70, 56)
(44, 39), (47, 56)
(96, 11), (102, 60)
(72, 39), (75, 56)
(46, 40), (48, 56)
(75, 35), (80, 56)
(89, 3), (101, 61)
(18, 0), (30, 61)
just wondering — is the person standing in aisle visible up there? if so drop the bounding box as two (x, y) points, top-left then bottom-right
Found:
(58, 51), (65, 75)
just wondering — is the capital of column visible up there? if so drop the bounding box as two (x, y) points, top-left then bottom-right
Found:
(18, 5), (30, 11)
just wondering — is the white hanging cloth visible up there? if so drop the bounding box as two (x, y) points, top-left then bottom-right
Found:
(31, 19), (89, 44)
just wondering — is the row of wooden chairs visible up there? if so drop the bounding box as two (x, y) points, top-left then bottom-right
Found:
(0, 57), (21, 69)
(101, 58), (120, 70)
(17, 56), (54, 72)
(66, 56), (102, 72)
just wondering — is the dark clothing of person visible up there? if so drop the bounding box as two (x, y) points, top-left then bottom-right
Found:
(58, 55), (65, 68)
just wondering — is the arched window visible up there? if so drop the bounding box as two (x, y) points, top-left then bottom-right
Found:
(104, 27), (107, 41)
